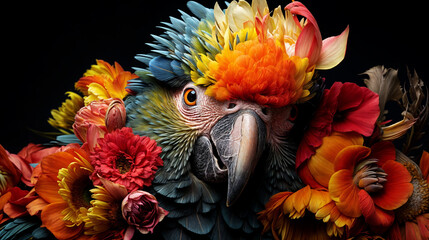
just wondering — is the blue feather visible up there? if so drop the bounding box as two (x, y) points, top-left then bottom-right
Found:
(149, 56), (176, 81)
(187, 1), (210, 19)
(171, 60), (185, 76)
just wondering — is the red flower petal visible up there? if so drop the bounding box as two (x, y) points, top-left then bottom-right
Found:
(359, 190), (395, 234)
(369, 141), (396, 166)
(372, 160), (413, 210)
(333, 82), (380, 137)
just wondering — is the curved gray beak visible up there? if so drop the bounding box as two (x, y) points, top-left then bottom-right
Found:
(210, 110), (266, 206)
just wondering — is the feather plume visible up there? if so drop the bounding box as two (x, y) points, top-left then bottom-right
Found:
(401, 69), (429, 156)
(363, 66), (403, 122)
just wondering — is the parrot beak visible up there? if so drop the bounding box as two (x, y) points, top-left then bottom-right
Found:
(210, 110), (266, 206)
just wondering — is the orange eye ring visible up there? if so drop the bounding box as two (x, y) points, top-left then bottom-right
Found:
(184, 88), (197, 106)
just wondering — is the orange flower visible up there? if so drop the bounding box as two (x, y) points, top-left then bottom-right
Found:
(299, 132), (414, 233)
(300, 132), (363, 188)
(329, 142), (412, 233)
(75, 60), (138, 105)
(203, 38), (313, 108)
(35, 147), (93, 240)
(258, 185), (354, 239)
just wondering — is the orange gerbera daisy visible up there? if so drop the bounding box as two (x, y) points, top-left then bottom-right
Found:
(75, 60), (138, 105)
(258, 185), (354, 239)
(35, 147), (94, 240)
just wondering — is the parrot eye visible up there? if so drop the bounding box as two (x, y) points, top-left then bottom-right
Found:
(184, 88), (197, 106)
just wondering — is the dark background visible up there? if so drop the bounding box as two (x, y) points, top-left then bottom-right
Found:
(2, 0), (428, 153)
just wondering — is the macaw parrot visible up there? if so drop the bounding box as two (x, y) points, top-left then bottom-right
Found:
(124, 1), (322, 238)
(0, 1), (427, 240)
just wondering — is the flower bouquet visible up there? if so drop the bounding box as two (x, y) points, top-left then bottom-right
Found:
(0, 0), (428, 239)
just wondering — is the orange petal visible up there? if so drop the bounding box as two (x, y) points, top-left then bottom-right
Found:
(359, 190), (395, 234)
(27, 198), (49, 216)
(41, 152), (75, 175)
(41, 202), (83, 240)
(329, 169), (361, 217)
(372, 160), (413, 210)
(35, 174), (64, 203)
(307, 132), (363, 187)
(297, 163), (326, 189)
(334, 145), (371, 172)
(307, 189), (331, 213)
(0, 192), (12, 210)
(420, 151), (429, 182)
(315, 201), (335, 220)
(293, 186), (312, 214)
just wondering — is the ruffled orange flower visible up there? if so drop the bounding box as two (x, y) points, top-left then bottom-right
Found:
(258, 185), (354, 239)
(203, 38), (313, 107)
(75, 60), (138, 105)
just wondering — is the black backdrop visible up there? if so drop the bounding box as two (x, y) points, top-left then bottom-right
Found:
(2, 0), (428, 153)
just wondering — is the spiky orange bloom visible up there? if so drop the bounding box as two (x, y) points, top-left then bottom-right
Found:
(75, 60), (138, 105)
(203, 38), (313, 108)
(258, 185), (354, 239)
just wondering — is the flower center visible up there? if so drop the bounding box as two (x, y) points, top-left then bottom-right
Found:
(71, 176), (94, 209)
(353, 159), (387, 194)
(115, 153), (132, 174)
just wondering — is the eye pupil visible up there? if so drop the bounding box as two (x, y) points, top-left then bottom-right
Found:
(184, 88), (197, 106)
(187, 90), (196, 102)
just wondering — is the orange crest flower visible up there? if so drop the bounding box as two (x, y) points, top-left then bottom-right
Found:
(75, 60), (138, 105)
(204, 38), (313, 107)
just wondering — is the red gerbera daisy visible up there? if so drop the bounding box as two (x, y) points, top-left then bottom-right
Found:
(90, 127), (163, 192)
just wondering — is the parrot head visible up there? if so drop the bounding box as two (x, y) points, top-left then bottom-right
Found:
(126, 0), (347, 211)
(127, 79), (299, 206)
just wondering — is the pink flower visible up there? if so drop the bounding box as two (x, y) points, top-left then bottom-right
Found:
(73, 98), (126, 152)
(73, 99), (112, 142)
(121, 190), (168, 239)
(89, 127), (163, 192)
(296, 82), (379, 170)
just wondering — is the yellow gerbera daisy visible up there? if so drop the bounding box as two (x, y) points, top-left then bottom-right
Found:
(83, 185), (124, 235)
(57, 155), (94, 227)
